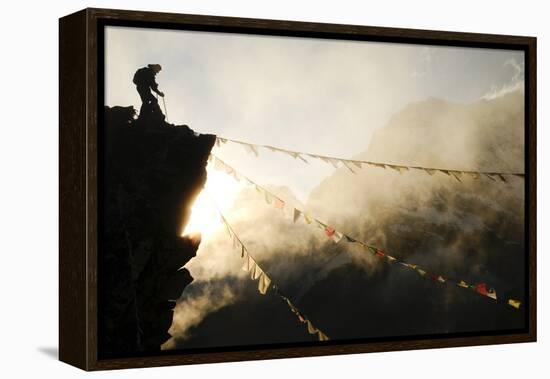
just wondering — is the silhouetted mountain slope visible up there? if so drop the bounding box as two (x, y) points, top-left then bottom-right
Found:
(98, 106), (216, 357)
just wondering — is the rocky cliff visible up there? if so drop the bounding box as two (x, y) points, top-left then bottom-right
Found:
(98, 106), (215, 358)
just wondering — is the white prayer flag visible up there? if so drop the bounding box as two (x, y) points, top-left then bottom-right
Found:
(241, 255), (251, 272)
(342, 160), (356, 173)
(332, 231), (344, 244)
(247, 144), (259, 157)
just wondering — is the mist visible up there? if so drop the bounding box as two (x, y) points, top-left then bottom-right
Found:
(164, 89), (525, 350)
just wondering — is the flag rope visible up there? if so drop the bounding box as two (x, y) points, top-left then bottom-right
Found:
(209, 154), (523, 310)
(215, 137), (524, 182)
(205, 191), (331, 342)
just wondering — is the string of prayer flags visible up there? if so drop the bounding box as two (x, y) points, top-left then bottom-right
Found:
(212, 199), (330, 341)
(210, 154), (523, 310)
(279, 291), (330, 342)
(214, 137), (525, 182)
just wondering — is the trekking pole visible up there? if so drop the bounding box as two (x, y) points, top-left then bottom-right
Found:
(162, 96), (169, 123)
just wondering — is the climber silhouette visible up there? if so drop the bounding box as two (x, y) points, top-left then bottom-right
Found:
(133, 64), (165, 119)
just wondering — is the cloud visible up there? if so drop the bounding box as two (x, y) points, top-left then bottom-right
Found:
(162, 280), (236, 348)
(482, 58), (525, 100)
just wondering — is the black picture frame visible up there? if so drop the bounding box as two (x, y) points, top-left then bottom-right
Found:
(59, 7), (536, 371)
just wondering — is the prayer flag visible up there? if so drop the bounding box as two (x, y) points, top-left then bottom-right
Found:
(293, 208), (302, 223)
(437, 275), (446, 283)
(351, 160), (362, 168)
(475, 283), (489, 296)
(508, 299), (521, 309)
(214, 157), (225, 171)
(297, 154), (309, 163)
(487, 289), (497, 300)
(345, 235), (357, 243)
(304, 214), (313, 224)
(485, 173), (497, 181)
(241, 255), (251, 272)
(467, 172), (480, 179)
(325, 226), (335, 237)
(458, 280), (469, 288)
(274, 198), (285, 210)
(246, 144), (259, 157)
(417, 268), (426, 276)
(258, 273), (271, 295)
(371, 162), (386, 169)
(342, 160), (356, 173)
(450, 171), (463, 182)
(424, 168), (437, 176)
(375, 250), (385, 258)
(390, 165), (405, 173)
(251, 263), (262, 280)
(387, 255), (397, 263)
(332, 231), (343, 243)
(307, 320), (318, 334)
(318, 331), (329, 341)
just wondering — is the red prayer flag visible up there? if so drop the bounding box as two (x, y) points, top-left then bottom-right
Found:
(324, 226), (335, 237)
(475, 283), (488, 296)
(375, 250), (385, 257)
(274, 198), (285, 209)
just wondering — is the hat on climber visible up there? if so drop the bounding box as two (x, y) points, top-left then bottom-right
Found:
(147, 64), (162, 72)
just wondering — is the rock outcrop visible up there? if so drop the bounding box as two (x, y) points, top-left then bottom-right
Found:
(98, 106), (215, 358)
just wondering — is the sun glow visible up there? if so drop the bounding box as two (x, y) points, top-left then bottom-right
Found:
(182, 162), (243, 238)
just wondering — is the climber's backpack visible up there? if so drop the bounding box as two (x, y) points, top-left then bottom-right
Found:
(132, 67), (149, 86)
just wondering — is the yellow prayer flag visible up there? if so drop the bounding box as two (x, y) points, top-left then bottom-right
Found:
(508, 299), (521, 309)
(258, 273), (271, 295)
(318, 331), (329, 341)
(306, 320), (318, 334)
(458, 280), (469, 288)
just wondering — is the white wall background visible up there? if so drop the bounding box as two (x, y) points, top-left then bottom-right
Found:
(0, 0), (547, 377)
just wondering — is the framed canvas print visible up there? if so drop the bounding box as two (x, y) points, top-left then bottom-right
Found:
(59, 8), (536, 371)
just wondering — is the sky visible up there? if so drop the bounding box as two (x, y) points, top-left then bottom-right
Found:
(104, 26), (526, 351)
(105, 26), (524, 202)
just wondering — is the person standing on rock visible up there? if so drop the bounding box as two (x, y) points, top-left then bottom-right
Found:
(133, 64), (165, 119)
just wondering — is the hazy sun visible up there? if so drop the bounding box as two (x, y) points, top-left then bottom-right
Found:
(182, 161), (242, 238)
